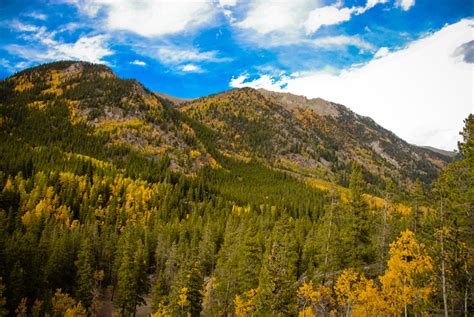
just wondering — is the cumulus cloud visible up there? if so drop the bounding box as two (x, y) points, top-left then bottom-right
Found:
(305, 5), (355, 35)
(374, 47), (390, 58)
(231, 0), (403, 48)
(130, 59), (146, 66)
(236, 0), (319, 35)
(230, 19), (474, 150)
(41, 35), (112, 63)
(6, 21), (113, 65)
(304, 0), (412, 35)
(67, 0), (217, 37)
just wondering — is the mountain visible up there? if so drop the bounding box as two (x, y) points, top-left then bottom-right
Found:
(176, 87), (451, 191)
(421, 145), (458, 158)
(0, 61), (215, 174)
(1, 61), (452, 194)
(1, 61), (471, 317)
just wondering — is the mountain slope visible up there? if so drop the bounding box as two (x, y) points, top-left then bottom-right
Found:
(0, 61), (214, 173)
(177, 87), (452, 191)
(0, 61), (451, 193)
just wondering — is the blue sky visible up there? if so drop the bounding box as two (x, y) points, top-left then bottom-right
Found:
(0, 0), (473, 150)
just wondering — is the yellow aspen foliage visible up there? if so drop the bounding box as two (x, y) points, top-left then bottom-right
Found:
(298, 306), (316, 317)
(15, 298), (28, 317)
(334, 269), (359, 314)
(232, 204), (251, 215)
(206, 153), (220, 168)
(151, 303), (173, 317)
(298, 281), (331, 305)
(379, 230), (434, 315)
(177, 287), (190, 311)
(189, 149), (201, 159)
(64, 303), (87, 317)
(51, 288), (82, 317)
(350, 276), (385, 317)
(234, 288), (257, 317)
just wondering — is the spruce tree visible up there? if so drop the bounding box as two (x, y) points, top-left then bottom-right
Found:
(347, 163), (374, 269)
(115, 239), (137, 316)
(257, 219), (297, 315)
(74, 238), (94, 308)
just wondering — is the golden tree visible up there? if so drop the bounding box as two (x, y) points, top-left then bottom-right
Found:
(380, 230), (434, 316)
(177, 287), (190, 316)
(297, 281), (331, 316)
(234, 288), (257, 317)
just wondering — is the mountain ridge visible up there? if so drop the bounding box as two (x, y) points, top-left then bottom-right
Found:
(1, 61), (453, 193)
(174, 86), (451, 190)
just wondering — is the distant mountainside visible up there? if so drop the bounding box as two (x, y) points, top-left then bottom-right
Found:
(420, 146), (457, 158)
(1, 61), (214, 173)
(176, 87), (451, 190)
(1, 61), (452, 192)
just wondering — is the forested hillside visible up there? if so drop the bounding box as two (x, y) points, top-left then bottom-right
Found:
(178, 88), (452, 195)
(0, 62), (471, 316)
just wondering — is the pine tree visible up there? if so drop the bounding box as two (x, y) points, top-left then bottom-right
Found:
(115, 238), (138, 316)
(256, 219), (297, 315)
(74, 237), (94, 308)
(430, 114), (474, 316)
(115, 234), (149, 316)
(347, 163), (374, 268)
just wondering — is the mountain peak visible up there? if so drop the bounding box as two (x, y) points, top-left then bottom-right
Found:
(11, 61), (115, 79)
(257, 88), (340, 118)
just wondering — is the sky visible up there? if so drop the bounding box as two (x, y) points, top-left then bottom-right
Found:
(0, 0), (473, 150)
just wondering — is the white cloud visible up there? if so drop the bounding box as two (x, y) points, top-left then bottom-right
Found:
(68, 0), (217, 37)
(311, 35), (374, 50)
(230, 73), (289, 91)
(396, 0), (415, 11)
(304, 0), (398, 35)
(130, 59), (146, 66)
(39, 35), (113, 64)
(305, 5), (355, 35)
(219, 0), (237, 7)
(374, 47), (390, 58)
(6, 29), (113, 65)
(136, 45), (230, 73)
(364, 0), (390, 10)
(236, 0), (320, 35)
(11, 20), (41, 32)
(231, 0), (395, 48)
(24, 12), (48, 21)
(155, 46), (231, 65)
(180, 64), (203, 73)
(230, 19), (474, 150)
(0, 58), (15, 72)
